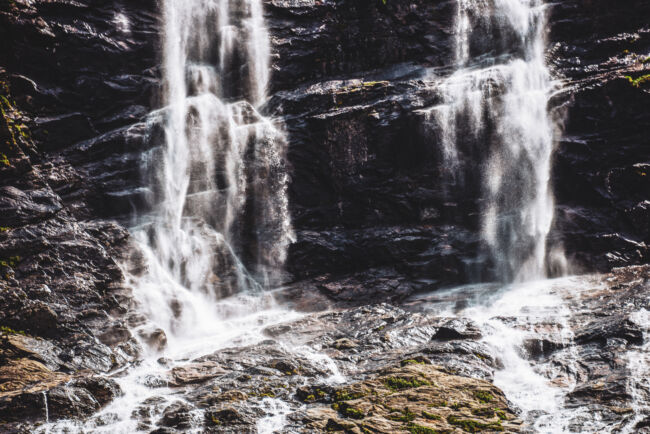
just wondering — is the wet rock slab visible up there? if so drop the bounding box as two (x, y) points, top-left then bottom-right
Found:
(100, 303), (513, 433)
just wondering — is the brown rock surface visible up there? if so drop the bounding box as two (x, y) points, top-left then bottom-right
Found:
(303, 363), (521, 433)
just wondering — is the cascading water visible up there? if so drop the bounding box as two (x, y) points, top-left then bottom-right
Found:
(420, 0), (580, 430)
(127, 0), (299, 416)
(127, 0), (297, 345)
(32, 0), (642, 432)
(38, 0), (303, 432)
(431, 0), (557, 283)
(150, 0), (293, 298)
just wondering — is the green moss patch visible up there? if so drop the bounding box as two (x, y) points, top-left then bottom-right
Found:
(401, 359), (426, 367)
(383, 376), (431, 391)
(407, 423), (439, 434)
(625, 74), (650, 88)
(0, 326), (25, 336)
(335, 402), (365, 419)
(334, 389), (367, 401)
(474, 391), (493, 403)
(0, 256), (20, 268)
(387, 408), (416, 422)
(422, 410), (441, 420)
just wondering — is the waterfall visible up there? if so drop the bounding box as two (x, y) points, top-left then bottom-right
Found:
(130, 0), (294, 338)
(422, 1), (576, 429)
(432, 0), (557, 282)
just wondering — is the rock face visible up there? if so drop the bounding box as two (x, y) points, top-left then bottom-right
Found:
(0, 0), (152, 423)
(266, 0), (650, 292)
(0, 268), (638, 432)
(18, 299), (518, 432)
(300, 364), (521, 433)
(549, 0), (650, 272)
(0, 0), (647, 301)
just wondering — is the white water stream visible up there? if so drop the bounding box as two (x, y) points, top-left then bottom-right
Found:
(420, 0), (581, 431)
(428, 0), (558, 282)
(38, 0), (305, 431)
(412, 277), (576, 429)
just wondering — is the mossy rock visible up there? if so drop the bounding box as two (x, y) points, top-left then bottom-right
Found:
(303, 364), (521, 432)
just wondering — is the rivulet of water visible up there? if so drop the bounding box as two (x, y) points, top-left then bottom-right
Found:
(127, 0), (297, 420)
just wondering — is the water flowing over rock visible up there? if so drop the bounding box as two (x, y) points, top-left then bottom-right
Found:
(0, 0), (648, 432)
(424, 0), (558, 282)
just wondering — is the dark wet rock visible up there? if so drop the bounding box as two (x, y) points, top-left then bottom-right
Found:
(160, 401), (197, 429)
(0, 334), (64, 371)
(0, 0), (647, 431)
(575, 316), (644, 346)
(296, 385), (334, 404)
(0, 186), (62, 226)
(548, 0), (650, 271)
(523, 337), (567, 359)
(0, 47), (137, 428)
(557, 266), (650, 424)
(132, 396), (168, 430)
(423, 341), (496, 381)
(432, 318), (483, 341)
(0, 372), (121, 423)
(268, 358), (301, 376)
(72, 376), (123, 408)
(206, 407), (253, 426)
(267, 0), (455, 92)
(332, 338), (358, 350)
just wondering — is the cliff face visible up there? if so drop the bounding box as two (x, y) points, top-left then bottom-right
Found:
(0, 0), (157, 422)
(549, 0), (650, 271)
(267, 0), (650, 300)
(0, 0), (648, 429)
(2, 0), (647, 300)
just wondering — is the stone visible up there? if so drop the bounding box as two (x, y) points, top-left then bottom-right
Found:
(301, 364), (521, 433)
(332, 338), (358, 350)
(170, 361), (227, 386)
(432, 319), (483, 341)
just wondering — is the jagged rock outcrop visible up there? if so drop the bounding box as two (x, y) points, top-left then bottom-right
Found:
(0, 267), (642, 431)
(266, 0), (650, 292)
(0, 1), (155, 423)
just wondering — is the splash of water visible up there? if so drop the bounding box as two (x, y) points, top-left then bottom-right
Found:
(256, 398), (292, 434)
